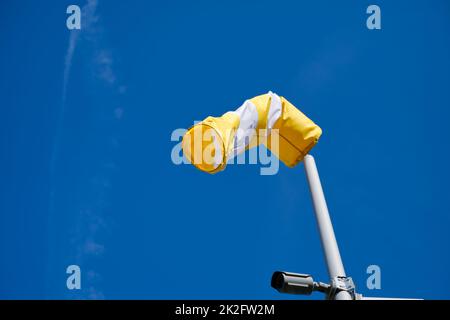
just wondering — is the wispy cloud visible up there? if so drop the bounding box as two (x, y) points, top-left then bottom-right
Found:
(95, 50), (116, 84)
(114, 107), (124, 119)
(52, 0), (99, 174)
(62, 31), (79, 104)
(62, 0), (99, 104)
(84, 238), (105, 256)
(49, 0), (127, 300)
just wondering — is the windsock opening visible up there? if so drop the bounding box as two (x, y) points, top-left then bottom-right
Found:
(182, 91), (322, 174)
(182, 123), (225, 174)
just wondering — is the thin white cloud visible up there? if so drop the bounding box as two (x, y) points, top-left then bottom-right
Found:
(52, 0), (120, 300)
(95, 50), (116, 84)
(52, 0), (100, 175)
(114, 107), (124, 119)
(62, 0), (99, 104)
(84, 238), (105, 256)
(54, 0), (129, 300)
(62, 31), (79, 104)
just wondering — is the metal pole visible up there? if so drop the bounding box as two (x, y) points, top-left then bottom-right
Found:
(303, 155), (352, 300)
(335, 290), (352, 300)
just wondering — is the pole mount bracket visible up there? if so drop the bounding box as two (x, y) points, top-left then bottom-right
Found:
(327, 276), (357, 300)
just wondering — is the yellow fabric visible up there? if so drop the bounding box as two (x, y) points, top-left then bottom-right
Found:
(182, 93), (322, 173)
(182, 112), (239, 174)
(267, 96), (322, 167)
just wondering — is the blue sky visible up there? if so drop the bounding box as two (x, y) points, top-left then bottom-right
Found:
(1, 0), (450, 299)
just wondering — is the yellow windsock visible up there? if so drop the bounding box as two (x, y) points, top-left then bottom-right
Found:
(182, 91), (322, 174)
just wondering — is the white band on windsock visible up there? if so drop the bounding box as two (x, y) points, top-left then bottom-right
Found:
(267, 91), (282, 131)
(230, 91), (282, 158)
(231, 100), (259, 156)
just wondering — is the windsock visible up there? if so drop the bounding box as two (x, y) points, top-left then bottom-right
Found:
(182, 91), (322, 174)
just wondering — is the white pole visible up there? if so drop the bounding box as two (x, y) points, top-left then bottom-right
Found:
(335, 290), (352, 300)
(304, 155), (352, 300)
